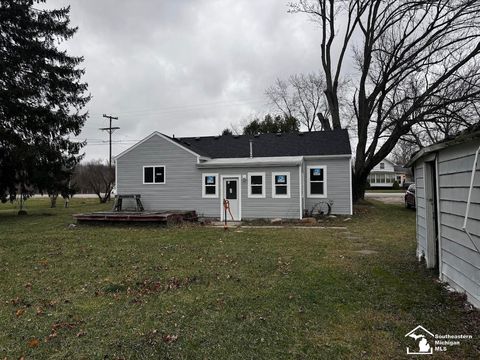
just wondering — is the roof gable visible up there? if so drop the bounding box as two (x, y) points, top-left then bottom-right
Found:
(114, 131), (204, 160)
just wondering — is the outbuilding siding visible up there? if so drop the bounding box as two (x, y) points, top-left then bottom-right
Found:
(413, 139), (480, 308)
(415, 164), (427, 258)
(437, 141), (480, 308)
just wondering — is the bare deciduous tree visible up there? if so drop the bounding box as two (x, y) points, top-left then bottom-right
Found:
(291, 0), (480, 200)
(265, 72), (330, 131)
(74, 161), (115, 203)
(390, 139), (419, 166)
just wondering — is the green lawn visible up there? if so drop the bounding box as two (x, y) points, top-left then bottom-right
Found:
(0, 198), (478, 359)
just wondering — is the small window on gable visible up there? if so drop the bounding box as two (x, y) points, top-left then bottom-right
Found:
(307, 166), (327, 198)
(248, 172), (265, 198)
(144, 166), (165, 184)
(380, 162), (385, 169)
(202, 173), (218, 198)
(272, 172), (290, 198)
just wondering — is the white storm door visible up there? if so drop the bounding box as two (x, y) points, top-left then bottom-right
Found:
(223, 178), (239, 220)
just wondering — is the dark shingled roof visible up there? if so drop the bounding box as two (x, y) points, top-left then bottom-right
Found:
(168, 129), (351, 158)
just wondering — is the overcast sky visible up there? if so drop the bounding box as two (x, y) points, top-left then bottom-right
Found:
(47, 0), (326, 161)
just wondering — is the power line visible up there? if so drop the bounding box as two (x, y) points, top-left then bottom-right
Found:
(99, 114), (120, 168)
(88, 98), (267, 117)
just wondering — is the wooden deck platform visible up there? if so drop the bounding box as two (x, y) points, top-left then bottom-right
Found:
(73, 210), (198, 224)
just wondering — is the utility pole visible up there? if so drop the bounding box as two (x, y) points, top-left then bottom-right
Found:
(100, 114), (120, 168)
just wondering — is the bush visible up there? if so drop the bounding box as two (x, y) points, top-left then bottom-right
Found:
(366, 181), (371, 189)
(392, 180), (400, 190)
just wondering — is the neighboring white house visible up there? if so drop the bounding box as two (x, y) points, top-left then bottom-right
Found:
(114, 130), (353, 219)
(367, 158), (396, 187)
(367, 158), (412, 188)
(406, 123), (480, 308)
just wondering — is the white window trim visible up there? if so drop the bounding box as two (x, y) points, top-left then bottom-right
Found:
(307, 165), (327, 198)
(202, 173), (219, 198)
(271, 171), (290, 198)
(143, 165), (166, 184)
(248, 172), (266, 198)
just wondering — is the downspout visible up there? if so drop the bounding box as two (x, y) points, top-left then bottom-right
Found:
(462, 144), (480, 253)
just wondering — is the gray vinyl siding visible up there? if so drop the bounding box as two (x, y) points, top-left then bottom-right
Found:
(116, 134), (204, 213)
(413, 139), (480, 308)
(437, 140), (480, 308)
(206, 166), (301, 219)
(303, 158), (352, 215)
(116, 133), (352, 219)
(415, 164), (427, 259)
(116, 134), (306, 219)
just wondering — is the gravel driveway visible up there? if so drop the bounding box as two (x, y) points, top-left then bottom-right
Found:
(365, 192), (404, 204)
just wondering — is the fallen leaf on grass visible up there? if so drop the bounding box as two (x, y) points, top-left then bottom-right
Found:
(24, 283), (32, 290)
(76, 331), (86, 337)
(27, 338), (40, 348)
(16, 309), (25, 317)
(10, 297), (21, 305)
(45, 300), (58, 308)
(38, 260), (49, 267)
(162, 334), (178, 344)
(46, 330), (58, 342)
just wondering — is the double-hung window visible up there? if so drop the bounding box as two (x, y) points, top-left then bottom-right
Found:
(307, 166), (327, 198)
(202, 173), (218, 198)
(143, 165), (165, 184)
(272, 172), (290, 198)
(248, 172), (265, 198)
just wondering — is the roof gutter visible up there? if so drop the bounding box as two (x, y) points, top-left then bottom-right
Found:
(303, 154), (351, 160)
(196, 156), (304, 168)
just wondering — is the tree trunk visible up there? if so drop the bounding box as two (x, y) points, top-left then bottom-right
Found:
(102, 192), (111, 203)
(49, 194), (58, 208)
(316, 112), (332, 131)
(324, 90), (341, 129)
(95, 192), (105, 203)
(352, 156), (371, 202)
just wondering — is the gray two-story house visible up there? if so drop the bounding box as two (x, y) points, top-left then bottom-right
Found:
(115, 130), (352, 219)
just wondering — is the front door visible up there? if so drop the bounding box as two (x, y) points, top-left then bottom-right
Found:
(222, 178), (240, 221)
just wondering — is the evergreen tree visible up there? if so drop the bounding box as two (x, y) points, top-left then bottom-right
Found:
(0, 0), (89, 203)
(242, 114), (299, 135)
